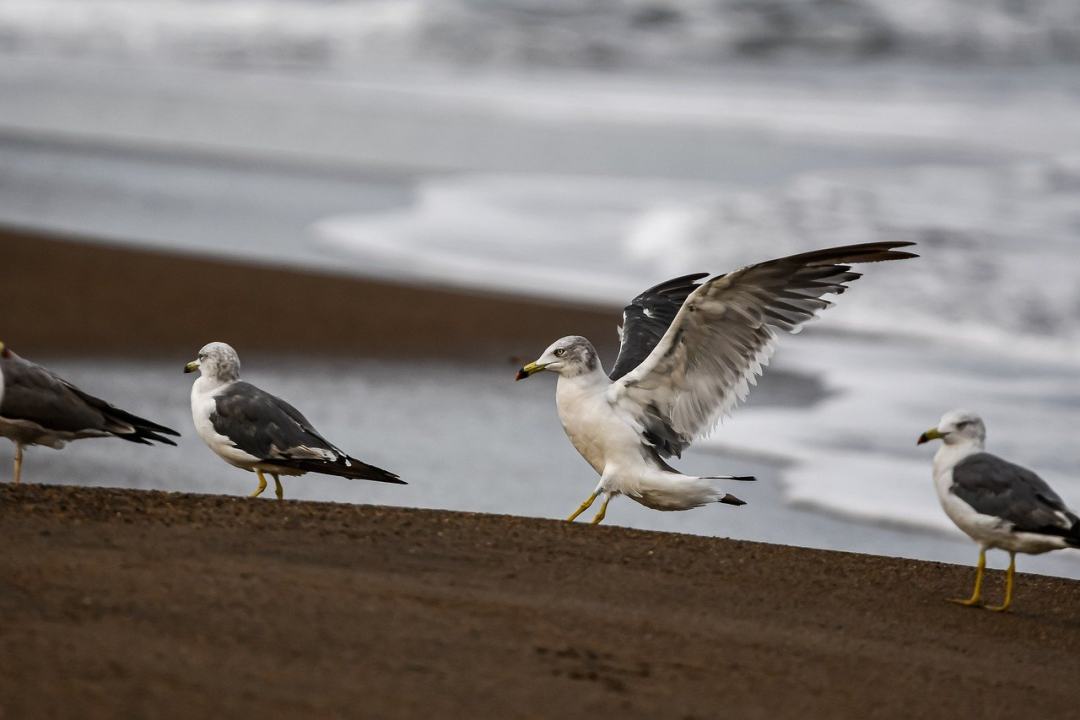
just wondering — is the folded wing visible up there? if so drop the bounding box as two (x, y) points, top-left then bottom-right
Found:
(951, 453), (1080, 540)
(211, 381), (403, 484)
(1, 354), (179, 445)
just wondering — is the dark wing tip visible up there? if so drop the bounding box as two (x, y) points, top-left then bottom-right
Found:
(353, 473), (407, 485)
(845, 241), (920, 262)
(133, 417), (181, 437)
(640, 272), (711, 296)
(142, 423), (181, 440)
(140, 432), (179, 446)
(789, 241), (920, 267)
(117, 427), (180, 446)
(720, 494), (747, 507)
(345, 455), (404, 484)
(340, 456), (405, 484)
(274, 456), (405, 484)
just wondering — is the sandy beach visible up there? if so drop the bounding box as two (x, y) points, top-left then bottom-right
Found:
(2, 482), (1080, 719)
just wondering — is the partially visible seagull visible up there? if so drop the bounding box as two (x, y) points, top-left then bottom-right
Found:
(516, 241), (917, 525)
(918, 409), (1079, 612)
(185, 342), (403, 499)
(0, 340), (179, 483)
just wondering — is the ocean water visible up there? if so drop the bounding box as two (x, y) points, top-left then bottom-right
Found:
(0, 2), (1078, 575)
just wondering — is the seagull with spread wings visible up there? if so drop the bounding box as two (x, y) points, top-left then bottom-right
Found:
(185, 342), (404, 499)
(0, 341), (179, 483)
(516, 242), (917, 525)
(918, 410), (1080, 612)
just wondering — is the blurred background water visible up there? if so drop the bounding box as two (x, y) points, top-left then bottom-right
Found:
(1, 1), (1078, 576)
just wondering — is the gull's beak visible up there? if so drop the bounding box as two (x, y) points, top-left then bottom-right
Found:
(184, 359), (200, 374)
(917, 428), (943, 445)
(515, 361), (547, 381)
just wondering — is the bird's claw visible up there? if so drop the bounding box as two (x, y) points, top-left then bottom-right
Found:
(947, 597), (982, 608)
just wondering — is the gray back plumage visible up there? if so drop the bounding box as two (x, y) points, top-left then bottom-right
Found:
(211, 381), (338, 460)
(0, 352), (178, 444)
(951, 452), (1079, 539)
(1, 354), (108, 432)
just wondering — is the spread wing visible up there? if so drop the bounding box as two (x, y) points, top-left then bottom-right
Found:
(211, 381), (403, 484)
(609, 273), (708, 381)
(951, 452), (1079, 539)
(608, 242), (917, 458)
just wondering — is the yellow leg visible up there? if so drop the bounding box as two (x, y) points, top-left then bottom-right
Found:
(273, 474), (284, 501)
(949, 548), (986, 607)
(566, 491), (599, 522)
(986, 552), (1016, 613)
(589, 494), (612, 525)
(13, 443), (23, 485)
(250, 470), (268, 498)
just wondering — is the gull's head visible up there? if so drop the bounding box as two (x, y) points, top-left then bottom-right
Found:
(917, 409), (986, 447)
(516, 336), (599, 381)
(185, 341), (241, 382)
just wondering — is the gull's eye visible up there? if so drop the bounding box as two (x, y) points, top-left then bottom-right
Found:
(955, 421), (969, 430)
(554, 348), (567, 358)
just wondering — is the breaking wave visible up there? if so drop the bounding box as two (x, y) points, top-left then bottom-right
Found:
(2, 0), (1080, 74)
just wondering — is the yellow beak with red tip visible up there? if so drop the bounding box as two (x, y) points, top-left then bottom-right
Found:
(917, 428), (944, 445)
(515, 361), (546, 381)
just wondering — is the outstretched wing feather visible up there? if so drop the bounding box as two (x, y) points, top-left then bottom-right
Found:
(610, 242), (916, 458)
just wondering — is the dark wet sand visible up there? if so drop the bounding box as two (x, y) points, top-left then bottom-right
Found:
(2, 484), (1079, 719)
(0, 225), (618, 359)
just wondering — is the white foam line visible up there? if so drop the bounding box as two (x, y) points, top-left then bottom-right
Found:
(315, 218), (638, 306)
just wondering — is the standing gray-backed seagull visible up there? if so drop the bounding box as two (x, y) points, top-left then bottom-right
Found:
(516, 242), (918, 525)
(185, 342), (404, 499)
(0, 340), (179, 483)
(918, 409), (1079, 612)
